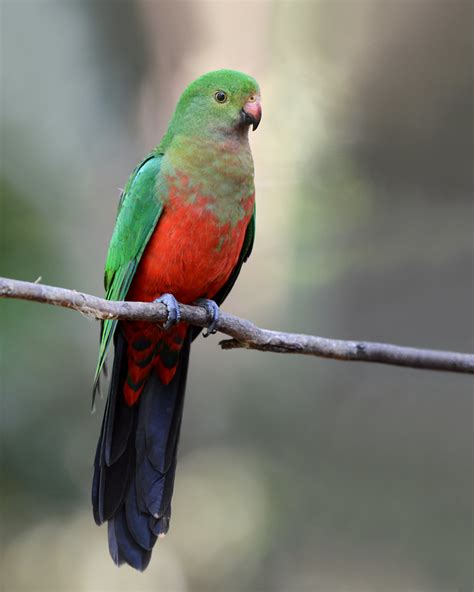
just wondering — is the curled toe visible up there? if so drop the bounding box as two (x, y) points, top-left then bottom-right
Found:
(155, 293), (181, 330)
(194, 298), (220, 337)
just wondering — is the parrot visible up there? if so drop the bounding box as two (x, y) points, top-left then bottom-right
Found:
(91, 69), (261, 571)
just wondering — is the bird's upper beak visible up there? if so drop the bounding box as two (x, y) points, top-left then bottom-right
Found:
(240, 97), (262, 131)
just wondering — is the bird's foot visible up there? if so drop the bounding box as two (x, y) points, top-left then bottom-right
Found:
(194, 298), (220, 337)
(155, 293), (181, 330)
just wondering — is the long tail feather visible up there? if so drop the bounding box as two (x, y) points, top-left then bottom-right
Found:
(92, 328), (191, 570)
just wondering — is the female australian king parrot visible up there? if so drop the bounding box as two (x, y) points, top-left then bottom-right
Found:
(91, 70), (261, 570)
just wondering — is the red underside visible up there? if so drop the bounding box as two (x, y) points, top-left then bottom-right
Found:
(122, 173), (254, 405)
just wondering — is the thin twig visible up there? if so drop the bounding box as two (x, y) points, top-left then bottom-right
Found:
(1, 276), (473, 375)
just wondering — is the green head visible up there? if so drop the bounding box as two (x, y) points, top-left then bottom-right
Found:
(160, 69), (262, 148)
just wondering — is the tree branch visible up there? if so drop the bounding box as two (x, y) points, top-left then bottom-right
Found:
(1, 276), (473, 375)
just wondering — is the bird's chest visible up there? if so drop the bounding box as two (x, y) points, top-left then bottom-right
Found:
(128, 172), (254, 303)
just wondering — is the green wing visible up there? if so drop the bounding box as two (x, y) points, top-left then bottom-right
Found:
(94, 154), (164, 390)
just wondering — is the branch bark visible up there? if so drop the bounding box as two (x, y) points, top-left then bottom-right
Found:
(1, 276), (473, 375)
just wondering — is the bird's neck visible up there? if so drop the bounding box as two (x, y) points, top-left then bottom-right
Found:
(158, 133), (255, 206)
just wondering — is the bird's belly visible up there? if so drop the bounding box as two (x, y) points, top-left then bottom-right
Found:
(127, 193), (254, 304)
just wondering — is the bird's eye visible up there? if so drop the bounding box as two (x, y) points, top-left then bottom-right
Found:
(248, 94), (257, 103)
(214, 91), (228, 103)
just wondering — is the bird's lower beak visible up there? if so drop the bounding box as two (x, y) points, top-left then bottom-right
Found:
(240, 100), (262, 131)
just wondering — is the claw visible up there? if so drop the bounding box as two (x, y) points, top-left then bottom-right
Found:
(155, 293), (181, 330)
(194, 298), (220, 337)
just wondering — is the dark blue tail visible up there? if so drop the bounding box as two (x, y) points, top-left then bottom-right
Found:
(92, 328), (191, 570)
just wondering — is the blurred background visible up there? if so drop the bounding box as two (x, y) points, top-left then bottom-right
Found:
(1, 1), (473, 590)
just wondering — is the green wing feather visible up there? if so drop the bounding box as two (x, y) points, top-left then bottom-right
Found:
(94, 154), (164, 392)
